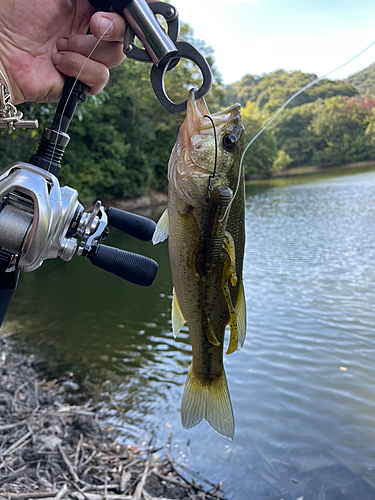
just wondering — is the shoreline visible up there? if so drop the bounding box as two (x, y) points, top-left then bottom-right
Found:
(97, 191), (168, 219)
(0, 333), (227, 500)
(246, 160), (375, 182)
(96, 161), (375, 215)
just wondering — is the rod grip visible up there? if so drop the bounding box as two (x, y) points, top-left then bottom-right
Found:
(88, 244), (158, 286)
(89, 0), (133, 10)
(88, 0), (113, 8)
(0, 270), (19, 327)
(107, 207), (156, 241)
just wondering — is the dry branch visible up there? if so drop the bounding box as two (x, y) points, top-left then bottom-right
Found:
(0, 336), (227, 500)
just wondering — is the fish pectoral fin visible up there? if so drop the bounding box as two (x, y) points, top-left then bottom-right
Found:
(152, 208), (169, 244)
(221, 232), (238, 355)
(172, 288), (186, 338)
(236, 282), (247, 349)
(181, 364), (234, 440)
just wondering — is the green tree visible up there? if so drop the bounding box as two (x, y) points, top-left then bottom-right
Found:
(272, 150), (292, 171)
(346, 62), (375, 97)
(225, 70), (357, 112)
(241, 101), (277, 175)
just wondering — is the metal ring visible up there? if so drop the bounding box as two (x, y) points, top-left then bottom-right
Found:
(150, 41), (213, 113)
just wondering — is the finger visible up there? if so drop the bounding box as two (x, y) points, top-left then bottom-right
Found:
(90, 12), (126, 42)
(57, 35), (125, 69)
(51, 52), (109, 95)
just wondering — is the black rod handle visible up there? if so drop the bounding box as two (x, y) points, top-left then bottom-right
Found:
(107, 207), (156, 241)
(51, 77), (87, 134)
(29, 77), (87, 177)
(88, 244), (158, 286)
(0, 270), (19, 327)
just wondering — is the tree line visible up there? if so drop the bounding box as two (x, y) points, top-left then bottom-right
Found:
(0, 26), (374, 204)
(229, 68), (375, 176)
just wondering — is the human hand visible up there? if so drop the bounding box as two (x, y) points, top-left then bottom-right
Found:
(0, 1), (129, 105)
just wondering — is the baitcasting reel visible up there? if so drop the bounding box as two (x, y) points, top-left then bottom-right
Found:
(0, 78), (158, 327)
(0, 162), (157, 278)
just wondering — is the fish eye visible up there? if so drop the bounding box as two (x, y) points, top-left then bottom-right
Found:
(221, 133), (238, 152)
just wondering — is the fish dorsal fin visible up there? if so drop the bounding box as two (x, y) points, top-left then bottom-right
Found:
(152, 208), (169, 244)
(236, 282), (247, 349)
(172, 288), (186, 338)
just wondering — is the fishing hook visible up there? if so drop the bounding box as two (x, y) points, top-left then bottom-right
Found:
(204, 115), (218, 193)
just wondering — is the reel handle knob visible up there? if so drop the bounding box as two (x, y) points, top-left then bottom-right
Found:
(88, 244), (158, 286)
(106, 207), (156, 241)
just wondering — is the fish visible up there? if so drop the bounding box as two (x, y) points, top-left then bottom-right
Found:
(153, 89), (246, 440)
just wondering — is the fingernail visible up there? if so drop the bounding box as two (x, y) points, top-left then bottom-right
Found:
(56, 38), (68, 51)
(99, 15), (113, 37)
(52, 53), (62, 65)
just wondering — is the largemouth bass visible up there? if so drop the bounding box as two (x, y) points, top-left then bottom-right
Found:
(153, 89), (246, 439)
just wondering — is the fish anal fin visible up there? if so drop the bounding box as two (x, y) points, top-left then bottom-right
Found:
(172, 288), (186, 338)
(181, 364), (234, 440)
(152, 209), (169, 245)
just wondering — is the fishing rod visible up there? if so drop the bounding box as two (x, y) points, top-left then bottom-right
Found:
(0, 0), (213, 326)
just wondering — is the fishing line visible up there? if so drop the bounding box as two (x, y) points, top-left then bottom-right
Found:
(220, 37), (375, 221)
(48, 20), (115, 172)
(204, 114), (218, 192)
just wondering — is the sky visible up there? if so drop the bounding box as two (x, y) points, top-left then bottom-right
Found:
(170, 0), (375, 84)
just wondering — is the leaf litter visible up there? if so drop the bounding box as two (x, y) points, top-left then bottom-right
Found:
(0, 336), (227, 500)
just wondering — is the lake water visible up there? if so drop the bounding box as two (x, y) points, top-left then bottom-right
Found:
(5, 169), (375, 499)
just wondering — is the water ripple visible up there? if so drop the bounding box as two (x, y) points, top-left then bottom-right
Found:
(8, 170), (375, 499)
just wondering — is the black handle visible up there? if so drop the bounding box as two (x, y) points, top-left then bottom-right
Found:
(51, 77), (87, 134)
(89, 0), (133, 12)
(88, 244), (158, 286)
(30, 77), (87, 177)
(107, 207), (156, 241)
(88, 0), (113, 9)
(0, 270), (19, 327)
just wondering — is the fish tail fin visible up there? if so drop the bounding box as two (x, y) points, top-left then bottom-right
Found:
(181, 364), (234, 440)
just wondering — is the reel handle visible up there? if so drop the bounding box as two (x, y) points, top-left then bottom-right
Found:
(106, 207), (156, 241)
(88, 244), (158, 286)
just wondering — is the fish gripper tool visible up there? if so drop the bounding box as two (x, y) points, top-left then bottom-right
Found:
(88, 0), (213, 113)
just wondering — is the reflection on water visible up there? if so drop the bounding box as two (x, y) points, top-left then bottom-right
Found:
(5, 169), (375, 499)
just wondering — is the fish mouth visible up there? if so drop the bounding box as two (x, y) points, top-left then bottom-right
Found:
(187, 88), (241, 133)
